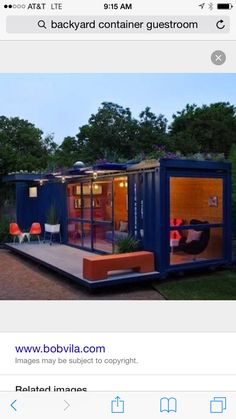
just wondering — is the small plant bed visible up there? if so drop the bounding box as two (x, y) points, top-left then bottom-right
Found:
(115, 235), (140, 254)
(152, 269), (236, 300)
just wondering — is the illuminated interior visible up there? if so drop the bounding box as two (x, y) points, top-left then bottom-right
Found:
(169, 177), (223, 265)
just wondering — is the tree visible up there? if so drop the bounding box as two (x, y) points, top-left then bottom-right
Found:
(169, 103), (236, 156)
(76, 102), (139, 162)
(0, 116), (51, 174)
(137, 107), (168, 155)
(53, 136), (81, 168)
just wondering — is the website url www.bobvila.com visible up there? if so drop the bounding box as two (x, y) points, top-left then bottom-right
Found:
(15, 344), (106, 354)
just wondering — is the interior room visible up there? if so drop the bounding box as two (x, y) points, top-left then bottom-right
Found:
(169, 177), (223, 265)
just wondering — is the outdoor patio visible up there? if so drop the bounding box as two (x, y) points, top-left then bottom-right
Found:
(0, 248), (162, 300)
(5, 243), (159, 289)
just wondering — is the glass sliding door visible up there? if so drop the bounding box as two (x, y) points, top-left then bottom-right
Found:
(80, 182), (92, 248)
(92, 180), (113, 253)
(67, 221), (82, 247)
(169, 176), (224, 266)
(67, 181), (92, 249)
(67, 176), (128, 253)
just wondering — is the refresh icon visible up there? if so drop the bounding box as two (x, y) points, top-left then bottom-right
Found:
(216, 19), (225, 29)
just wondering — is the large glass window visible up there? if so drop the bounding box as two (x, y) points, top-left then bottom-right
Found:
(170, 177), (223, 224)
(92, 180), (113, 222)
(67, 183), (82, 219)
(169, 177), (224, 265)
(93, 224), (113, 253)
(81, 182), (92, 221)
(66, 176), (128, 253)
(67, 221), (82, 247)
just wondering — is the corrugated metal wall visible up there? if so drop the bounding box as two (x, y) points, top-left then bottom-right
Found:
(16, 182), (67, 242)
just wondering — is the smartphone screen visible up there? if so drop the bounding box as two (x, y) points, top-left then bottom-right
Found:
(0, 0), (236, 417)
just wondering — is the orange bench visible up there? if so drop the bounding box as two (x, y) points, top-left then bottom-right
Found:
(83, 251), (155, 281)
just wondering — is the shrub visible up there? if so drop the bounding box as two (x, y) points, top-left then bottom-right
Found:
(115, 235), (140, 254)
(0, 216), (10, 243)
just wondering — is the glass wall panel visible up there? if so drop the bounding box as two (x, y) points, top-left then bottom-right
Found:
(92, 180), (113, 222)
(81, 221), (92, 249)
(170, 227), (223, 265)
(67, 176), (128, 253)
(169, 176), (224, 266)
(67, 183), (82, 219)
(67, 221), (82, 247)
(93, 223), (113, 253)
(81, 182), (92, 221)
(170, 177), (223, 225)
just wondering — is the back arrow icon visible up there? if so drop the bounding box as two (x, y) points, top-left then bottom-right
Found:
(64, 400), (70, 411)
(11, 400), (17, 411)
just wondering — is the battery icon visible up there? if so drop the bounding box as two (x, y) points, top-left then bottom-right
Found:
(217, 3), (233, 9)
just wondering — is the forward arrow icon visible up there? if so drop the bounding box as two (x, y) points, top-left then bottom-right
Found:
(64, 400), (70, 411)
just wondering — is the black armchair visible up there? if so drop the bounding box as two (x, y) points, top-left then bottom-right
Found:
(177, 219), (210, 255)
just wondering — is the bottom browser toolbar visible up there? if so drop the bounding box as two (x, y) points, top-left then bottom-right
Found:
(0, 391), (236, 418)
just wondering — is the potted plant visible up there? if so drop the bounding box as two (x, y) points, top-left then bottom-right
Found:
(44, 205), (60, 234)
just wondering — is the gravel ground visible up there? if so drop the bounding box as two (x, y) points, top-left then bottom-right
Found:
(0, 249), (163, 300)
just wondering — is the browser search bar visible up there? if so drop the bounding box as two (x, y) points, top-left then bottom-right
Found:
(6, 15), (230, 34)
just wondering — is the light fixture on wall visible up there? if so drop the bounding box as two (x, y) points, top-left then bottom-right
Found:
(39, 179), (44, 186)
(119, 181), (128, 188)
(29, 187), (37, 198)
(61, 176), (66, 183)
(93, 171), (98, 180)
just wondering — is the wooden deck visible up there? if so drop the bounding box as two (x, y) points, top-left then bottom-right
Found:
(5, 243), (159, 289)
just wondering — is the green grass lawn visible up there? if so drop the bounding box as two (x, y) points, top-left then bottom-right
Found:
(153, 269), (236, 300)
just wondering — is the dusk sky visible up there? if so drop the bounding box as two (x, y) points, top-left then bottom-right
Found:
(0, 73), (235, 144)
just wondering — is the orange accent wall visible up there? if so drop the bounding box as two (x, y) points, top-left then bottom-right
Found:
(170, 177), (223, 225)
